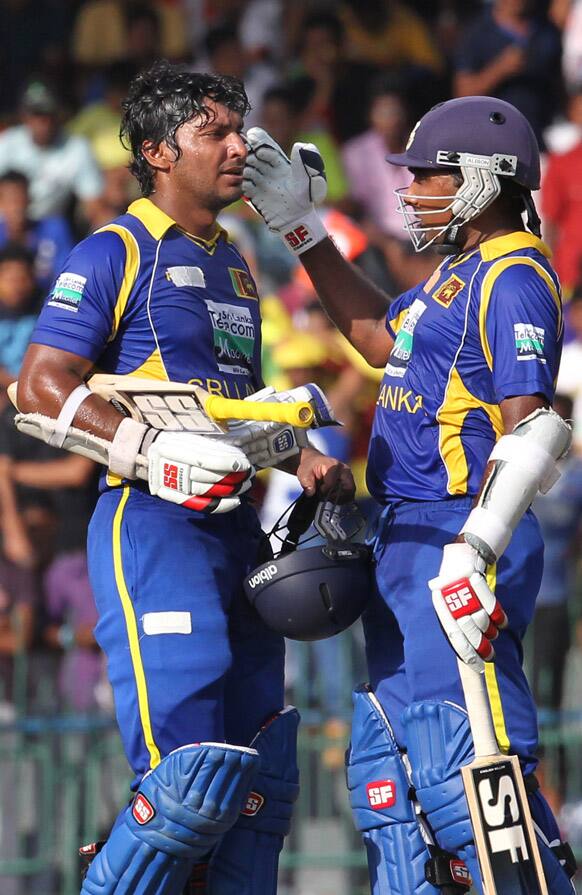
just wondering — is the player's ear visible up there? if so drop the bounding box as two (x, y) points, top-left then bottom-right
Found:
(141, 139), (174, 173)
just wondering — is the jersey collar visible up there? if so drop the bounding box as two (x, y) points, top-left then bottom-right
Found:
(479, 231), (552, 262)
(127, 197), (225, 250)
(128, 198), (176, 240)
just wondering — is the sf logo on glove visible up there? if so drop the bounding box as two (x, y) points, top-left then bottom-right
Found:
(442, 580), (481, 618)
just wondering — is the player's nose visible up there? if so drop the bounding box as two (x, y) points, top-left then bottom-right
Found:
(227, 132), (248, 160)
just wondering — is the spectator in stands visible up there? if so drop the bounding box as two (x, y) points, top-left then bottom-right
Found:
(0, 79), (105, 230)
(260, 84), (348, 205)
(340, 0), (444, 76)
(290, 11), (379, 144)
(0, 245), (40, 399)
(43, 549), (102, 713)
(532, 394), (582, 715)
(68, 61), (135, 161)
(0, 171), (73, 291)
(203, 24), (277, 128)
(454, 0), (562, 146)
(341, 77), (412, 239)
(0, 468), (52, 702)
(542, 89), (582, 295)
(557, 290), (582, 447)
(72, 0), (188, 68)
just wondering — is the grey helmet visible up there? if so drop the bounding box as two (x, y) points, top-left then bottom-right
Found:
(244, 494), (373, 641)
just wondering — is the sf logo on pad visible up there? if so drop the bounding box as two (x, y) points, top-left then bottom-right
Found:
(366, 780), (396, 810)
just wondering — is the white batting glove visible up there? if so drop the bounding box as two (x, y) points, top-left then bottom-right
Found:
(429, 542), (508, 671)
(243, 127), (328, 255)
(147, 431), (254, 513)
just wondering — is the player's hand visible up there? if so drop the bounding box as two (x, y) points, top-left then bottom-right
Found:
(429, 542), (508, 671)
(296, 446), (356, 503)
(147, 431), (254, 514)
(243, 127), (328, 255)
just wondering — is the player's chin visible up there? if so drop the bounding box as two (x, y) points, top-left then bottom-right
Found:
(218, 182), (244, 205)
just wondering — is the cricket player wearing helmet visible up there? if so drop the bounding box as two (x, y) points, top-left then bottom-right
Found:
(243, 96), (576, 894)
(15, 61), (354, 895)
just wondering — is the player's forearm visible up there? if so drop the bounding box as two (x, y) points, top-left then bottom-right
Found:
(300, 238), (392, 367)
(17, 344), (125, 441)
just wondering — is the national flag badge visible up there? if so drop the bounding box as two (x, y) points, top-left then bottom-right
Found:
(432, 274), (465, 308)
(229, 267), (258, 300)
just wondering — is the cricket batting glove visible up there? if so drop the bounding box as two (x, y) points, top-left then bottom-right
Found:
(243, 127), (329, 255)
(147, 431), (254, 514)
(429, 542), (508, 671)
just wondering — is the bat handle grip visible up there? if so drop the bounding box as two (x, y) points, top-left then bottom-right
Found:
(457, 659), (499, 758)
(204, 395), (314, 428)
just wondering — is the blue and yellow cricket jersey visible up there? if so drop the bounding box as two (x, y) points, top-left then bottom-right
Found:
(31, 197), (263, 399)
(367, 232), (563, 503)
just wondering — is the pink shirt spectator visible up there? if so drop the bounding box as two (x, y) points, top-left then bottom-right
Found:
(342, 130), (411, 238)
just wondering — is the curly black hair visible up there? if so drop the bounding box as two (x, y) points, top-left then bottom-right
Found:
(120, 60), (250, 196)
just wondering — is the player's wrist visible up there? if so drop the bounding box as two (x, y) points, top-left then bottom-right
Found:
(278, 209), (328, 256)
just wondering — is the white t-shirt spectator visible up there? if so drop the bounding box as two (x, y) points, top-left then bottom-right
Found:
(0, 126), (103, 220)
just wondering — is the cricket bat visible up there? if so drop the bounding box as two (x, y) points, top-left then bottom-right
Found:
(457, 658), (548, 895)
(8, 375), (315, 433)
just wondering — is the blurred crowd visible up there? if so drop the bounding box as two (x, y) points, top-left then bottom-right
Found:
(1, 0), (582, 815)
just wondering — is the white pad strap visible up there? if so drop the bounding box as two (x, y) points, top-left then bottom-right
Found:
(489, 434), (559, 493)
(109, 417), (149, 479)
(49, 384), (92, 448)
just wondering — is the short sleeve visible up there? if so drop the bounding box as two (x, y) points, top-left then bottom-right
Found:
(484, 262), (561, 403)
(31, 229), (128, 361)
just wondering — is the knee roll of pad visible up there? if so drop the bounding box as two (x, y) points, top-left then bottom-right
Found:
(346, 686), (442, 895)
(207, 707), (300, 895)
(81, 741), (260, 895)
(402, 701), (480, 887)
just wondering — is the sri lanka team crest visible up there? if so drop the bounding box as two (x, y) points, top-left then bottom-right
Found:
(432, 274), (465, 308)
(229, 267), (258, 300)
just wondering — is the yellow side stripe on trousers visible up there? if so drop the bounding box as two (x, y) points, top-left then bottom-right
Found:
(484, 563), (511, 754)
(113, 486), (161, 769)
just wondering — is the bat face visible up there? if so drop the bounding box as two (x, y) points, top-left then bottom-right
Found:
(462, 755), (547, 895)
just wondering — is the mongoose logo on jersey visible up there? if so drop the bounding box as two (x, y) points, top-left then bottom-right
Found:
(442, 580), (480, 618)
(132, 793), (155, 825)
(229, 267), (258, 300)
(241, 791), (265, 816)
(366, 780), (396, 810)
(432, 274), (465, 308)
(377, 385), (423, 414)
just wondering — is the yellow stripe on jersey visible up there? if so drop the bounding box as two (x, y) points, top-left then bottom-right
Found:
(479, 257), (562, 371)
(437, 367), (503, 494)
(97, 224), (141, 341)
(129, 348), (170, 381)
(483, 564), (511, 754)
(112, 486), (161, 769)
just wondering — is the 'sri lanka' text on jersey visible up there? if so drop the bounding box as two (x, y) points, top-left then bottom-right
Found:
(31, 198), (263, 400)
(367, 232), (563, 503)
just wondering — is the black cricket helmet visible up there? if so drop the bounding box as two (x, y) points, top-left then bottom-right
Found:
(244, 493), (373, 641)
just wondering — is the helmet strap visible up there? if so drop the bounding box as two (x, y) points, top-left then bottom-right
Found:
(523, 191), (541, 238)
(436, 223), (463, 255)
